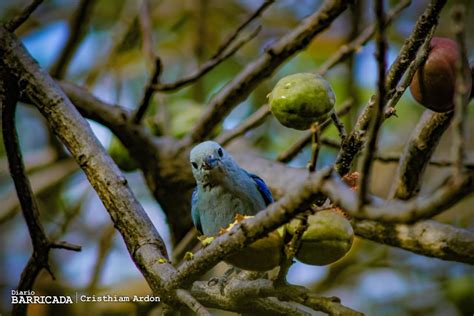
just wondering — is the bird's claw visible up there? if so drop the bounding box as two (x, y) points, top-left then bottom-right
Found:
(208, 267), (239, 295)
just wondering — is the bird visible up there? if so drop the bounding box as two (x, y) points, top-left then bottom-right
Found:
(190, 141), (281, 271)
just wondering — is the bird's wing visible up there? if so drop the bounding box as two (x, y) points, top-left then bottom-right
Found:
(191, 188), (203, 234)
(245, 171), (273, 206)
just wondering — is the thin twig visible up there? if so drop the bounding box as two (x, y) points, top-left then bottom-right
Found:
(154, 25), (261, 92)
(330, 109), (346, 140)
(216, 105), (271, 146)
(307, 123), (321, 172)
(133, 58), (162, 123)
(317, 0), (411, 76)
(138, 0), (156, 65)
(277, 99), (353, 163)
(4, 0), (44, 32)
(358, 0), (387, 208)
(385, 26), (436, 113)
(374, 152), (474, 168)
(451, 4), (470, 181)
(385, 0), (446, 95)
(86, 224), (115, 294)
(0, 159), (78, 223)
(211, 0), (275, 59)
(275, 211), (310, 286)
(50, 0), (96, 79)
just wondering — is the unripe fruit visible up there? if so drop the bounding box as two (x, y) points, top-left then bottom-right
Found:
(287, 210), (353, 266)
(201, 215), (285, 271)
(269, 73), (335, 130)
(225, 229), (283, 271)
(410, 37), (472, 112)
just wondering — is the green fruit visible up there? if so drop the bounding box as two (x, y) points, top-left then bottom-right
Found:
(287, 210), (353, 266)
(108, 137), (139, 172)
(269, 73), (335, 130)
(225, 229), (283, 271)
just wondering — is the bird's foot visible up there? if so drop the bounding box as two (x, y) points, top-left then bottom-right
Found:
(208, 267), (240, 295)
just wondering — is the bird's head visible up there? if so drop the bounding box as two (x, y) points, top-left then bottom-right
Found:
(190, 141), (232, 188)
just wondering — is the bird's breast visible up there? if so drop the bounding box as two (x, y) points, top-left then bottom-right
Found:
(198, 186), (263, 236)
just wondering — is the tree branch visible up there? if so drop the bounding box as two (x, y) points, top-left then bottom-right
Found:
(4, 0), (44, 32)
(153, 25), (261, 92)
(175, 289), (212, 316)
(216, 104), (270, 146)
(50, 0), (97, 79)
(451, 4), (470, 180)
(389, 110), (453, 200)
(352, 219), (474, 265)
(232, 151), (474, 264)
(322, 171), (474, 223)
(0, 159), (78, 223)
(210, 0), (275, 60)
(184, 0), (352, 146)
(132, 57), (162, 124)
(357, 0), (387, 207)
(317, 0), (411, 76)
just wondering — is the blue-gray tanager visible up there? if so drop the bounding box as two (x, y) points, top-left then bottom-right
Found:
(190, 141), (282, 271)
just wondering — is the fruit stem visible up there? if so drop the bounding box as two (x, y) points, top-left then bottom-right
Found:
(307, 122), (321, 172)
(330, 109), (347, 141)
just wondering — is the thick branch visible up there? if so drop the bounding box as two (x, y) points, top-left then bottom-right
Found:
(232, 151), (474, 264)
(353, 219), (474, 265)
(322, 172), (474, 223)
(390, 110), (453, 200)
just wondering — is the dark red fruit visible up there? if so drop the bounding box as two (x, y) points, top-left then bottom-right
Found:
(410, 37), (472, 113)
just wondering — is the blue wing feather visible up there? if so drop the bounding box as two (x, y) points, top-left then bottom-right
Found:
(191, 188), (203, 234)
(245, 171), (273, 206)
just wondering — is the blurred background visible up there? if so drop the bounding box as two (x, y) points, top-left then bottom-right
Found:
(0, 0), (473, 315)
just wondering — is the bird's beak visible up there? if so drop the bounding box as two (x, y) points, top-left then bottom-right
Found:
(202, 155), (219, 170)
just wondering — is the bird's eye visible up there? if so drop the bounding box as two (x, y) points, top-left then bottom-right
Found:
(191, 162), (198, 169)
(217, 148), (223, 157)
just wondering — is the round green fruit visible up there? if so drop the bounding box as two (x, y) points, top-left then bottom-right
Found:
(287, 210), (353, 266)
(410, 37), (472, 113)
(225, 230), (283, 271)
(214, 216), (285, 271)
(269, 73), (335, 130)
